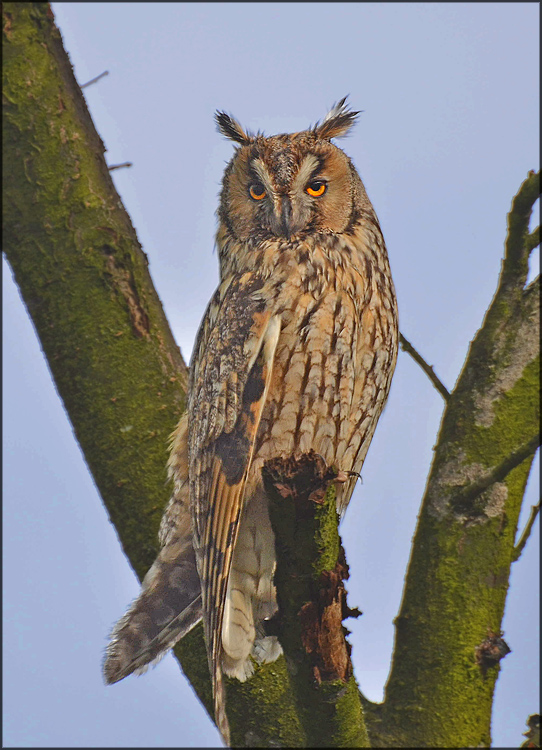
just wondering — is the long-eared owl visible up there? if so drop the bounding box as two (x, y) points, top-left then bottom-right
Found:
(104, 98), (398, 745)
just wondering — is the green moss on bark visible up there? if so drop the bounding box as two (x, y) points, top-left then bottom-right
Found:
(378, 178), (539, 746)
(3, 3), (189, 578)
(264, 455), (369, 748)
(226, 656), (306, 748)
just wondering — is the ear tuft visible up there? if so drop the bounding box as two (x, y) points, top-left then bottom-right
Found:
(215, 111), (253, 145)
(312, 96), (361, 140)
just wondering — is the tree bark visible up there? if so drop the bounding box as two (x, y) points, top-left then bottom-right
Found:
(3, 3), (539, 747)
(373, 171), (540, 748)
(3, 0), (187, 581)
(263, 453), (369, 748)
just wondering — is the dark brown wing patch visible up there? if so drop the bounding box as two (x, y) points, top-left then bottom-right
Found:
(187, 272), (281, 743)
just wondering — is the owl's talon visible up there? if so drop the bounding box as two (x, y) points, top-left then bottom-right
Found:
(334, 469), (360, 484)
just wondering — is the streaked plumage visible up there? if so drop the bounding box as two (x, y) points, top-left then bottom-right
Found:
(104, 98), (398, 746)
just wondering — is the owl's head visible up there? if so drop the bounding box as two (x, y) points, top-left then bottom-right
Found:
(215, 98), (371, 244)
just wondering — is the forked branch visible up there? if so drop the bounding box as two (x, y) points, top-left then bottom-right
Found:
(525, 225), (540, 253)
(451, 435), (540, 514)
(501, 170), (540, 287)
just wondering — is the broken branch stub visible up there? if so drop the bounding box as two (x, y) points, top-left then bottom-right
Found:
(262, 452), (367, 747)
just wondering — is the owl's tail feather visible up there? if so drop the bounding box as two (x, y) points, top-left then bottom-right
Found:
(103, 534), (202, 685)
(214, 664), (231, 747)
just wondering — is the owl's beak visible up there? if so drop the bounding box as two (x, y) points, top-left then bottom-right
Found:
(280, 197), (292, 236)
(271, 196), (294, 238)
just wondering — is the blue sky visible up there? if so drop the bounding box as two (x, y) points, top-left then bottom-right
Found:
(3, 3), (539, 747)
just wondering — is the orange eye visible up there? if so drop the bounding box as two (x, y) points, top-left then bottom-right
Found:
(306, 180), (327, 197)
(249, 182), (266, 200)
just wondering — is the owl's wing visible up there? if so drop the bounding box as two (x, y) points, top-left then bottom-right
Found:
(188, 273), (281, 742)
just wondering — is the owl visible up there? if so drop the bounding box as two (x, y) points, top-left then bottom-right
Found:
(104, 98), (398, 746)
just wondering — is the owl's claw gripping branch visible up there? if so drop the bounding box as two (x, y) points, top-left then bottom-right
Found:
(263, 451), (339, 505)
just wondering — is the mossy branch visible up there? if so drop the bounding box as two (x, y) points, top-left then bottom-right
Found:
(525, 225), (540, 254)
(377, 173), (540, 748)
(502, 170), (540, 287)
(3, 1), (188, 579)
(520, 713), (541, 748)
(262, 452), (369, 748)
(451, 434), (540, 514)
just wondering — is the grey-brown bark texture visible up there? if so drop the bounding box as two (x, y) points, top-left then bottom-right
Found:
(3, 3), (540, 747)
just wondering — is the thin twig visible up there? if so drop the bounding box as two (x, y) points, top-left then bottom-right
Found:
(399, 333), (450, 401)
(81, 70), (109, 89)
(452, 434), (541, 512)
(512, 501), (540, 562)
(108, 162), (133, 171)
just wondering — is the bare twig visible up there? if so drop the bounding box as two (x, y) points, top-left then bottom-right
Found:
(399, 332), (450, 401)
(512, 501), (540, 562)
(108, 162), (133, 171)
(81, 70), (109, 88)
(452, 434), (541, 513)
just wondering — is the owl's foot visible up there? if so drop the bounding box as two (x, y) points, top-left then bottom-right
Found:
(252, 634), (283, 666)
(334, 469), (360, 483)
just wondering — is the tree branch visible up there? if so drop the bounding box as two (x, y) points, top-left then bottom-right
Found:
(80, 69), (109, 88)
(399, 333), (450, 401)
(451, 435), (540, 514)
(262, 452), (369, 748)
(378, 174), (540, 748)
(512, 502), (541, 563)
(501, 170), (540, 288)
(3, 0), (187, 578)
(525, 225), (540, 253)
(108, 161), (133, 171)
(521, 713), (540, 749)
